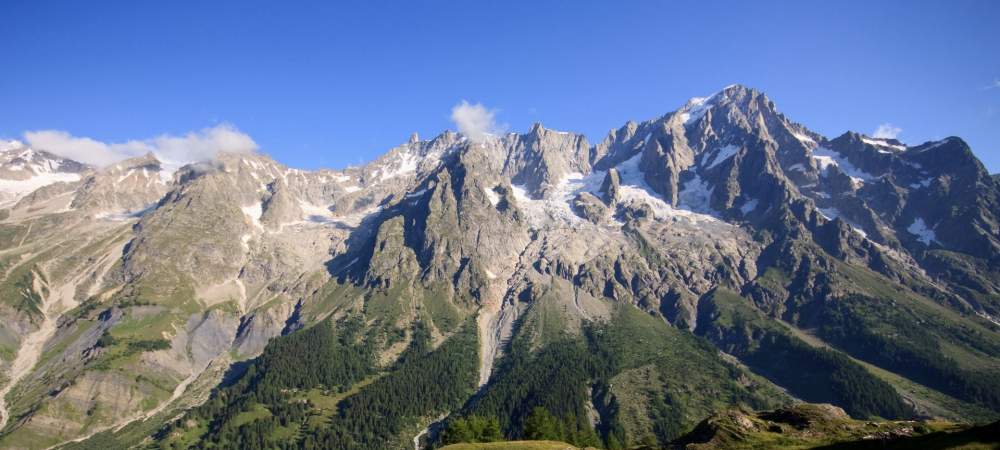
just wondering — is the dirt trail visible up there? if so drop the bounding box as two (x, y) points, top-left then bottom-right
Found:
(17, 221), (33, 247)
(117, 370), (200, 432)
(413, 424), (430, 450)
(413, 413), (447, 450)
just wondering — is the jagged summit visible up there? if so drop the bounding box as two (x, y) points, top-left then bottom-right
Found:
(4, 85), (996, 265)
(1, 86), (999, 448)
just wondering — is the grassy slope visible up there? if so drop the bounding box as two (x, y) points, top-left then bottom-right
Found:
(697, 288), (912, 419)
(752, 258), (1000, 421)
(782, 319), (999, 422)
(437, 420), (1000, 450)
(440, 441), (588, 450)
(669, 403), (998, 450)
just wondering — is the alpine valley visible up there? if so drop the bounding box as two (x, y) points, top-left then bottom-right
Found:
(1, 85), (998, 449)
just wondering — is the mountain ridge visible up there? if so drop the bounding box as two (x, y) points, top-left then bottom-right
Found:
(0, 84), (998, 449)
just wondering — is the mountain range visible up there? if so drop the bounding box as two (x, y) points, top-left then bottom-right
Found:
(0, 85), (998, 449)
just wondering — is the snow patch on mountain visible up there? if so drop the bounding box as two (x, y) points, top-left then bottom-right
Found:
(818, 207), (869, 238)
(679, 97), (712, 126)
(369, 148), (420, 183)
(0, 143), (88, 206)
(484, 187), (500, 206)
(0, 172), (81, 206)
(512, 148), (725, 227)
(512, 173), (590, 227)
(298, 200), (337, 224)
(862, 137), (906, 152)
(94, 204), (156, 221)
(704, 144), (739, 169)
(907, 218), (938, 245)
(334, 206), (383, 228)
(678, 174), (716, 215)
(811, 147), (874, 184)
(405, 188), (428, 200)
(611, 153), (677, 220)
(910, 178), (934, 189)
(916, 138), (955, 153)
(793, 132), (816, 148)
(241, 202), (264, 229)
(612, 152), (721, 223)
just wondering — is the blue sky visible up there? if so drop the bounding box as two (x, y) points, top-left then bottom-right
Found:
(2, 1), (999, 172)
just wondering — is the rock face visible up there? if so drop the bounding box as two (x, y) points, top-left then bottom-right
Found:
(1, 85), (999, 448)
(599, 168), (621, 205)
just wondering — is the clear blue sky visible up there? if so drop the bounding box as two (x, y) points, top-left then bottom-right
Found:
(2, 1), (999, 172)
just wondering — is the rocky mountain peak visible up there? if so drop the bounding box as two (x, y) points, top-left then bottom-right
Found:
(0, 141), (91, 207)
(117, 152), (162, 169)
(70, 152), (175, 214)
(715, 83), (766, 103)
(2, 85), (1000, 449)
(0, 141), (90, 176)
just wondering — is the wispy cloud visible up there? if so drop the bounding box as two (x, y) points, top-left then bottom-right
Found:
(23, 124), (257, 167)
(983, 79), (1000, 90)
(872, 123), (902, 139)
(450, 100), (505, 143)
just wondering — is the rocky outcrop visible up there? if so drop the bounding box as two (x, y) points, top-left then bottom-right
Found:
(572, 192), (608, 224)
(508, 123), (592, 196)
(599, 168), (620, 205)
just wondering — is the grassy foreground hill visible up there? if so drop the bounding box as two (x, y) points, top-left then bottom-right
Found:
(440, 441), (588, 450)
(440, 404), (1000, 450)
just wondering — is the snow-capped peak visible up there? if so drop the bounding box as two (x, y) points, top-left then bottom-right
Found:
(0, 139), (24, 153)
(678, 95), (714, 126)
(0, 143), (90, 206)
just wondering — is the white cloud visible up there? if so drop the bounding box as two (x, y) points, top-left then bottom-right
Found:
(22, 131), (127, 167)
(450, 100), (505, 143)
(145, 125), (258, 166)
(983, 79), (1000, 90)
(872, 123), (902, 139)
(23, 124), (257, 167)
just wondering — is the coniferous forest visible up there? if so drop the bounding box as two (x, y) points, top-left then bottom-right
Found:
(156, 317), (478, 450)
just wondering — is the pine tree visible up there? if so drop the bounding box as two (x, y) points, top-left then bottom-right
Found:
(523, 407), (561, 441)
(442, 418), (474, 444)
